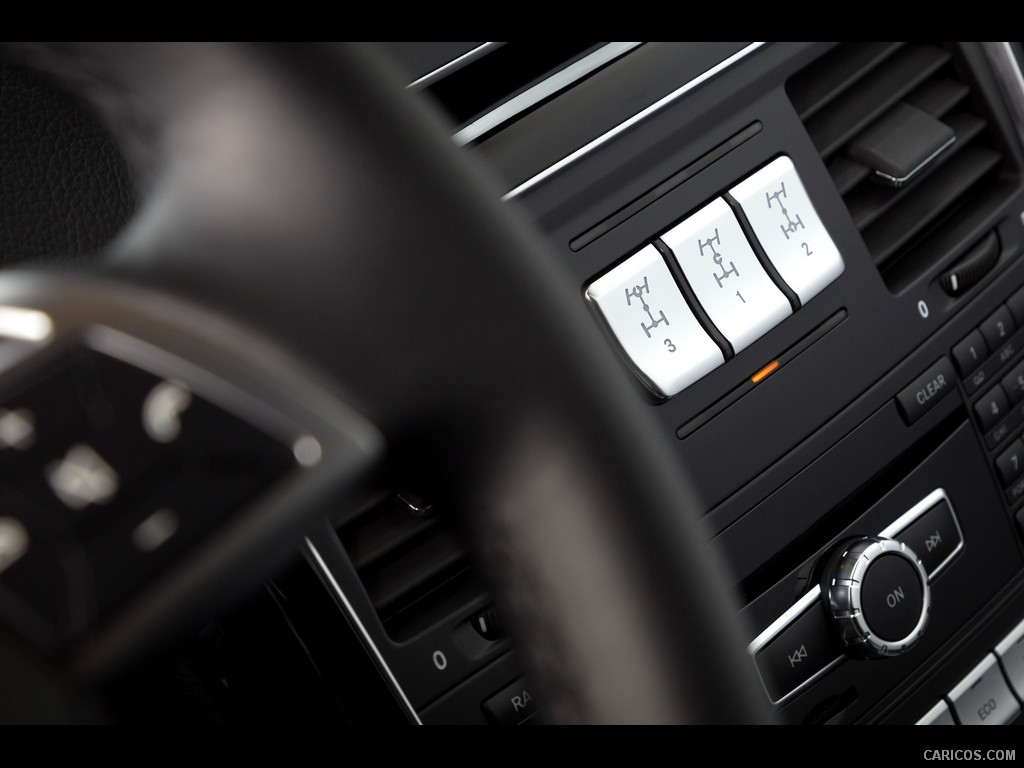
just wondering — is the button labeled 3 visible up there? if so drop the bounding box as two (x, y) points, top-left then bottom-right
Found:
(586, 245), (723, 397)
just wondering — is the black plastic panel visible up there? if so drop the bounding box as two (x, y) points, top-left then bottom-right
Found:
(467, 43), (1024, 723)
(743, 423), (1023, 723)
(324, 43), (1024, 724)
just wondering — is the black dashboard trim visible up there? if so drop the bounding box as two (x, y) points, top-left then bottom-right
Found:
(501, 42), (766, 201)
(568, 121), (763, 252)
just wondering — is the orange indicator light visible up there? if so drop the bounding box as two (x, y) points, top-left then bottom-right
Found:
(751, 360), (780, 384)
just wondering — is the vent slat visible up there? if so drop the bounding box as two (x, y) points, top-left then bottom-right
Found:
(334, 493), (488, 637)
(864, 145), (1001, 267)
(340, 499), (437, 571)
(804, 45), (951, 159)
(905, 77), (970, 118)
(358, 525), (469, 616)
(426, 41), (601, 127)
(845, 112), (989, 232)
(789, 42), (903, 120)
(883, 181), (1017, 292)
(790, 42), (1009, 292)
(829, 155), (870, 196)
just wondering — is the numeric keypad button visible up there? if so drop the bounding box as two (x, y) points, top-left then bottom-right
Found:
(974, 385), (1009, 432)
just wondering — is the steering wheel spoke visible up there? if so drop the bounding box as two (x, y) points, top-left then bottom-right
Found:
(0, 43), (769, 723)
(0, 277), (382, 687)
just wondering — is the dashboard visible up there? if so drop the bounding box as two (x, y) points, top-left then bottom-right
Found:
(3, 42), (1024, 725)
(354, 41), (1024, 724)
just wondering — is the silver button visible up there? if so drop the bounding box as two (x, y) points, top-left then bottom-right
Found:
(916, 700), (955, 725)
(662, 198), (791, 353)
(995, 618), (1024, 701)
(585, 245), (723, 397)
(729, 156), (844, 305)
(948, 653), (1020, 725)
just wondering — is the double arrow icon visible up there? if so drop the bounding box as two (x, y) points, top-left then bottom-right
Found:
(788, 644), (808, 668)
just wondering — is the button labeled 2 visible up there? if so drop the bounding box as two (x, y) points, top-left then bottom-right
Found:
(729, 156), (844, 305)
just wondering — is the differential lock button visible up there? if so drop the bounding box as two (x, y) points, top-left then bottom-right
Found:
(822, 536), (930, 658)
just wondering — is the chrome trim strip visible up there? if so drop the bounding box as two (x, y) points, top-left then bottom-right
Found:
(994, 616), (1024, 660)
(916, 699), (954, 725)
(0, 306), (55, 379)
(748, 585), (822, 655)
(407, 42), (503, 90)
(982, 43), (1024, 149)
(0, 306), (53, 343)
(873, 135), (955, 188)
(305, 538), (423, 725)
(879, 487), (963, 581)
(502, 42), (766, 201)
(747, 584), (844, 706)
(453, 42), (642, 147)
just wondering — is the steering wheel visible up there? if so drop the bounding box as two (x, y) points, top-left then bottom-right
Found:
(0, 43), (768, 723)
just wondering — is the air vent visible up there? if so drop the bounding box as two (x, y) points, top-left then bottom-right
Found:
(390, 42), (638, 146)
(421, 42), (599, 126)
(788, 43), (1012, 292)
(336, 494), (487, 642)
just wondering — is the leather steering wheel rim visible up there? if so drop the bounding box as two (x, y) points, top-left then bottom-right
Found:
(6, 42), (769, 724)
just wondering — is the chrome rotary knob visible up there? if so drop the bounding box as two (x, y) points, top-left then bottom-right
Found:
(823, 536), (930, 658)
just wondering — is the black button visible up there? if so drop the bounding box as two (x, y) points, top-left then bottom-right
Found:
(71, 350), (170, 481)
(974, 385), (1009, 432)
(482, 678), (540, 725)
(997, 440), (1024, 488)
(753, 601), (844, 703)
(0, 364), (94, 484)
(984, 404), (1022, 450)
(86, 467), (276, 617)
(893, 500), (963, 578)
(83, 350), (289, 472)
(1, 364), (90, 443)
(1008, 473), (1024, 504)
(952, 331), (989, 378)
(3, 351), (168, 523)
(0, 487), (73, 648)
(980, 306), (1017, 351)
(1008, 285), (1024, 327)
(895, 357), (957, 426)
(861, 554), (924, 642)
(1003, 362), (1024, 406)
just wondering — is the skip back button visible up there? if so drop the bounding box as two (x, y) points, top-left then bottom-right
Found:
(752, 600), (844, 704)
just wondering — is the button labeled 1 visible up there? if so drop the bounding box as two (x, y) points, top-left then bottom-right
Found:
(729, 156), (844, 304)
(662, 198), (791, 353)
(585, 245), (723, 397)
